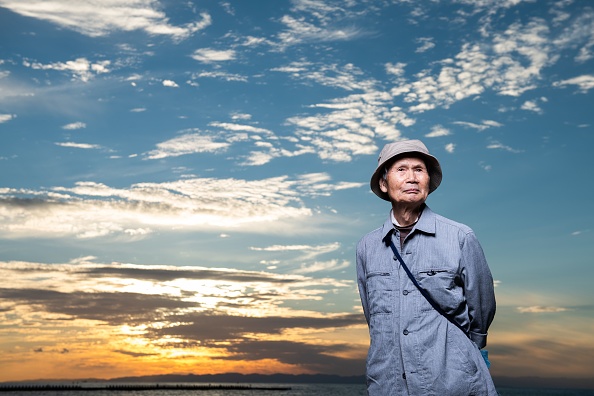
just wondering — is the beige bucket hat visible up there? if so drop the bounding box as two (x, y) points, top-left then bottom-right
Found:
(370, 139), (442, 201)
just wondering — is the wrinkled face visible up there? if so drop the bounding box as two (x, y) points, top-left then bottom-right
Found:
(379, 156), (430, 206)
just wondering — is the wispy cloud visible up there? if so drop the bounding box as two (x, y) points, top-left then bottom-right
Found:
(55, 142), (102, 149)
(191, 48), (236, 63)
(0, 114), (15, 123)
(23, 57), (110, 82)
(487, 140), (523, 153)
(191, 71), (248, 82)
(0, 0), (212, 40)
(62, 122), (86, 130)
(517, 306), (570, 313)
(553, 75), (594, 93)
(453, 120), (503, 131)
(144, 129), (230, 160)
(425, 125), (451, 138)
(415, 37), (435, 53)
(250, 242), (340, 261)
(0, 174), (362, 239)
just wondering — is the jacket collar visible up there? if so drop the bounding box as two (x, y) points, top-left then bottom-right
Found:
(381, 204), (436, 244)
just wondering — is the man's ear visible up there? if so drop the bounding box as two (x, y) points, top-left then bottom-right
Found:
(379, 176), (388, 193)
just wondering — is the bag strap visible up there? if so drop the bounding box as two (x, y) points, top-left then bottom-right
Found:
(385, 230), (469, 337)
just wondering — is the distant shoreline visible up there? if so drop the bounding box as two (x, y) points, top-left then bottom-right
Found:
(2, 373), (593, 391)
(0, 384), (292, 392)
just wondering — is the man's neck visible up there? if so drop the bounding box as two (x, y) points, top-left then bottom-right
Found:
(392, 204), (424, 227)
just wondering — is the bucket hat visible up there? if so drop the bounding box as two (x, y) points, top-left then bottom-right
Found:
(370, 139), (442, 201)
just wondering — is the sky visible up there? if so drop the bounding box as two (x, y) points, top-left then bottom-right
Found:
(0, 0), (593, 385)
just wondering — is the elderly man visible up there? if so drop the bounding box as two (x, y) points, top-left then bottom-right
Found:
(356, 140), (497, 395)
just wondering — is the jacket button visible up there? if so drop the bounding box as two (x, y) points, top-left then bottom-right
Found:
(403, 290), (409, 295)
(403, 329), (409, 335)
(402, 373), (406, 380)
(393, 255), (397, 260)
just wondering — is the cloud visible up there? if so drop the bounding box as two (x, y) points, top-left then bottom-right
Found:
(144, 130), (230, 159)
(517, 306), (570, 313)
(520, 99), (543, 113)
(0, 260), (363, 374)
(391, 17), (562, 112)
(0, 114), (15, 123)
(277, 15), (364, 48)
(415, 37), (435, 53)
(62, 122), (86, 130)
(23, 57), (111, 82)
(162, 80), (179, 88)
(191, 71), (248, 82)
(0, 0), (212, 40)
(445, 143), (456, 153)
(55, 142), (102, 150)
(294, 259), (350, 274)
(191, 48), (236, 63)
(486, 140), (523, 153)
(453, 120), (503, 131)
(250, 242), (341, 261)
(0, 174), (361, 238)
(553, 75), (594, 93)
(425, 125), (451, 138)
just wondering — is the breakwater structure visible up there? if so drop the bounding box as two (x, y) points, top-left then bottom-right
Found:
(0, 383), (292, 392)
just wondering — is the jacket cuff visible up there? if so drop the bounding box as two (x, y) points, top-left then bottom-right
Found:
(469, 330), (487, 349)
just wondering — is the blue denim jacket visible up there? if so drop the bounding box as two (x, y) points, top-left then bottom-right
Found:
(356, 205), (497, 395)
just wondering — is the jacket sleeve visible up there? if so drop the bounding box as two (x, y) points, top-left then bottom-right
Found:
(356, 239), (370, 326)
(460, 230), (496, 349)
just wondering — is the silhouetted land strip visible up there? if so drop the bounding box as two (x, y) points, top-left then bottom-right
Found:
(0, 383), (292, 392)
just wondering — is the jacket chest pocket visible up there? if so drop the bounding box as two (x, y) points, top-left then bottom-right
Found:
(417, 268), (463, 313)
(366, 272), (393, 316)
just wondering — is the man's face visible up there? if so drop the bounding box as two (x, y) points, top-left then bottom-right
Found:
(379, 156), (430, 206)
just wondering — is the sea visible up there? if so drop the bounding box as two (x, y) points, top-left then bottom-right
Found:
(2, 383), (594, 396)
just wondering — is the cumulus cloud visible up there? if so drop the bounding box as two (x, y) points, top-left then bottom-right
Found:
(390, 18), (561, 112)
(0, 0), (212, 40)
(520, 99), (544, 113)
(162, 79), (179, 88)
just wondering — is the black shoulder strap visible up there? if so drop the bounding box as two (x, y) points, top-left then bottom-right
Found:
(385, 230), (469, 337)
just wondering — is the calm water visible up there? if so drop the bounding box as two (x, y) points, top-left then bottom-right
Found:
(2, 383), (594, 395)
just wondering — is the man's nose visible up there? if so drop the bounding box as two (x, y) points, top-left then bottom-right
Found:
(406, 169), (418, 181)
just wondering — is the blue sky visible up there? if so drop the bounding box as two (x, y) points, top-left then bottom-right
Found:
(0, 0), (593, 384)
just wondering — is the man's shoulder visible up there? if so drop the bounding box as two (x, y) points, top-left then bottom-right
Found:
(357, 226), (383, 246)
(431, 210), (474, 234)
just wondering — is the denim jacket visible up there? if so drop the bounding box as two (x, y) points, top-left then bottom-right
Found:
(356, 205), (497, 395)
